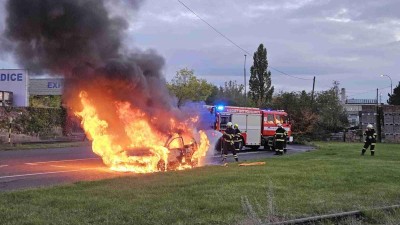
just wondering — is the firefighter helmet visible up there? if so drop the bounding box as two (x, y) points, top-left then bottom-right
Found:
(234, 124), (239, 128)
(227, 122), (233, 127)
(367, 124), (373, 129)
(277, 123), (282, 127)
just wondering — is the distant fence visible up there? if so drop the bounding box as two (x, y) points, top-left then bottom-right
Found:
(329, 130), (362, 142)
(360, 105), (400, 143)
(331, 105), (400, 143)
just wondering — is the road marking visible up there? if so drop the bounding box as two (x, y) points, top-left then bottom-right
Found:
(25, 157), (99, 166)
(0, 165), (8, 168)
(0, 168), (98, 180)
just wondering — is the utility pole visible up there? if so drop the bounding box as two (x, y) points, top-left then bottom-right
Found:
(244, 54), (247, 105)
(311, 76), (316, 103)
(376, 88), (382, 142)
(8, 117), (12, 145)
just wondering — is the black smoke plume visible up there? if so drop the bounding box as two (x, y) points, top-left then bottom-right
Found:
(4, 0), (139, 75)
(1, 0), (192, 134)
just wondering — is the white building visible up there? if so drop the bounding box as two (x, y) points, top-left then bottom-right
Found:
(0, 69), (64, 107)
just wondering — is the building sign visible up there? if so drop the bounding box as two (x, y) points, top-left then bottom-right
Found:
(0, 69), (29, 107)
(29, 78), (64, 96)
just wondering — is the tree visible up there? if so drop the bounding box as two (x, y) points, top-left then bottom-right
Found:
(205, 85), (219, 105)
(272, 84), (348, 140)
(213, 80), (249, 106)
(315, 86), (348, 134)
(167, 68), (214, 107)
(249, 44), (274, 108)
(272, 91), (317, 135)
(388, 82), (400, 105)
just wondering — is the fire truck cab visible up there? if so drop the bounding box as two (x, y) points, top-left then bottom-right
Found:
(208, 105), (292, 151)
(261, 110), (292, 150)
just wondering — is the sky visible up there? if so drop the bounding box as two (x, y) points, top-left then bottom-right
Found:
(1, 0), (399, 103)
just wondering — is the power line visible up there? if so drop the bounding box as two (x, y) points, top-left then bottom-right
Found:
(176, 0), (313, 81)
(177, 0), (250, 55)
(269, 67), (313, 80)
(346, 85), (391, 98)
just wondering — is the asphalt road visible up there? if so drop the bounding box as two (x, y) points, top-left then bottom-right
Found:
(0, 145), (314, 192)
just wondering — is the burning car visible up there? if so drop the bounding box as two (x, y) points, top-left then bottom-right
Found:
(157, 134), (199, 171)
(116, 134), (200, 172)
(75, 92), (210, 173)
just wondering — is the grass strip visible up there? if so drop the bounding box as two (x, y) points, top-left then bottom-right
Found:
(0, 142), (399, 225)
(0, 141), (90, 151)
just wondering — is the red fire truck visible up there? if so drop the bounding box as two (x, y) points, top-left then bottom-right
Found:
(207, 105), (292, 151)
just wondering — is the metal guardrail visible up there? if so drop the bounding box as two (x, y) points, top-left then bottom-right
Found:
(268, 204), (400, 225)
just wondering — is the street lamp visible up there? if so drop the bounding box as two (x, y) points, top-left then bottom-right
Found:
(244, 54), (247, 105)
(380, 74), (393, 95)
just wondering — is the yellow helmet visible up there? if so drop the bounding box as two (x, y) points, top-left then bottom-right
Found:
(234, 124), (239, 128)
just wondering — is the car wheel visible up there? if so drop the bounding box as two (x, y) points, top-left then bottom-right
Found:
(157, 160), (166, 172)
(191, 159), (199, 168)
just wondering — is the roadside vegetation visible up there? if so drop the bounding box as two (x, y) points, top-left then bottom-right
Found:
(0, 142), (399, 225)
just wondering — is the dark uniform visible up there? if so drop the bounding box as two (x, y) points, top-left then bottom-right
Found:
(223, 126), (238, 162)
(233, 125), (242, 151)
(274, 127), (287, 155)
(361, 128), (377, 156)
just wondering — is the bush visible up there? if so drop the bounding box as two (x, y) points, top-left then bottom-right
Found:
(0, 107), (67, 137)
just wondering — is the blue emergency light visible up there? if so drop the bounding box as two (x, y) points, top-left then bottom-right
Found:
(216, 105), (225, 111)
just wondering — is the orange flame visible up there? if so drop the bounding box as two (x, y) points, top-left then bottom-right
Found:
(75, 91), (210, 173)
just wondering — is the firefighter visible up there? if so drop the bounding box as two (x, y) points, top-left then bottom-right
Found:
(361, 124), (377, 156)
(233, 124), (242, 151)
(222, 122), (238, 162)
(274, 123), (287, 155)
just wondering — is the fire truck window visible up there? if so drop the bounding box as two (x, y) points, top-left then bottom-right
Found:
(220, 115), (231, 130)
(267, 114), (274, 124)
(282, 115), (288, 124)
(275, 115), (284, 124)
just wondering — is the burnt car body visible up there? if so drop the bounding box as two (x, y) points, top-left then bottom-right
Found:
(157, 134), (199, 171)
(123, 134), (199, 172)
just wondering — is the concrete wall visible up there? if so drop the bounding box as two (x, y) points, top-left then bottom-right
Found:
(382, 105), (400, 143)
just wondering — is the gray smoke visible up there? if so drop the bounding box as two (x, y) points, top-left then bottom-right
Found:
(1, 0), (189, 135)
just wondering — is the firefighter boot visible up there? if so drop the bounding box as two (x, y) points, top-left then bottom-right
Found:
(221, 154), (227, 163)
(371, 151), (375, 156)
(361, 149), (366, 156)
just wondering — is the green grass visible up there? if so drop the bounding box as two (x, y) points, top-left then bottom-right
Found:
(0, 141), (90, 151)
(0, 142), (399, 225)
